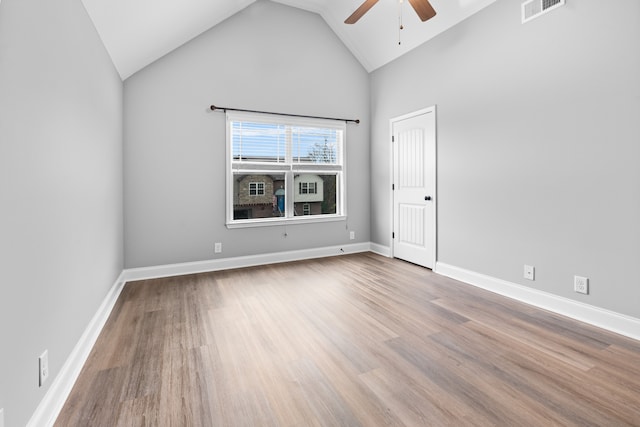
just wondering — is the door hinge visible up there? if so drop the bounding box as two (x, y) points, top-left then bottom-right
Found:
(392, 135), (395, 142)
(392, 232), (395, 239)
(392, 183), (395, 190)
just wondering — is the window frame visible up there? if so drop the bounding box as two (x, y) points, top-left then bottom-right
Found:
(226, 112), (347, 228)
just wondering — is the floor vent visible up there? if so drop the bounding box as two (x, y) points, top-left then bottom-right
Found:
(522, 0), (565, 23)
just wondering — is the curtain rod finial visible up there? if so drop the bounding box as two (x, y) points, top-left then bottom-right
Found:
(210, 105), (216, 111)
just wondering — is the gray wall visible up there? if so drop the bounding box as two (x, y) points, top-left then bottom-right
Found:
(0, 0), (123, 425)
(370, 0), (640, 318)
(124, 0), (370, 268)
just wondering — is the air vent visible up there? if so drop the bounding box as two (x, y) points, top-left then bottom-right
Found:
(522, 0), (565, 23)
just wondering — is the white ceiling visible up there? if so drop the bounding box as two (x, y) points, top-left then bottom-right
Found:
(81, 0), (498, 80)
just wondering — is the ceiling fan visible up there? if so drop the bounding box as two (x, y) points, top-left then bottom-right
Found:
(344, 0), (437, 24)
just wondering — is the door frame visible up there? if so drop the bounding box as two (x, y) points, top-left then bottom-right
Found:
(389, 106), (437, 267)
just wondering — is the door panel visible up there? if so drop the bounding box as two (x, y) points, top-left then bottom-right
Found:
(392, 108), (436, 268)
(398, 128), (425, 188)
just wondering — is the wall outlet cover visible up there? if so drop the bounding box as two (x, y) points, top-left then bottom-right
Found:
(524, 265), (535, 281)
(39, 350), (49, 387)
(574, 276), (589, 295)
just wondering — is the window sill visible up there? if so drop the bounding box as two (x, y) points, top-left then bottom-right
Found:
(226, 215), (346, 229)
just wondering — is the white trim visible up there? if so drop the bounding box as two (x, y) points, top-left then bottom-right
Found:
(388, 116), (395, 256)
(391, 106), (436, 124)
(122, 242), (371, 282)
(435, 262), (640, 342)
(27, 272), (127, 427)
(370, 242), (391, 257)
(227, 214), (346, 229)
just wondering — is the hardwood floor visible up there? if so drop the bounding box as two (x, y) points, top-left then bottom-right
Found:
(55, 253), (640, 426)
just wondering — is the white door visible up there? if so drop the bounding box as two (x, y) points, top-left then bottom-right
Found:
(392, 107), (436, 268)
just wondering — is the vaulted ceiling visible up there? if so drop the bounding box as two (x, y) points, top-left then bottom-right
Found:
(81, 0), (497, 80)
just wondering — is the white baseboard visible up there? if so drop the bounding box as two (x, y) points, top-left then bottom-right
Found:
(369, 242), (391, 257)
(435, 262), (640, 342)
(27, 272), (127, 427)
(122, 242), (372, 282)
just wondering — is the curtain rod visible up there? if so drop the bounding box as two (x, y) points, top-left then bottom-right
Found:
(210, 105), (360, 124)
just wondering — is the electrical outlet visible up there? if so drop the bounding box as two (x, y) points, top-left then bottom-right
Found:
(214, 242), (222, 254)
(39, 350), (49, 387)
(524, 265), (535, 281)
(574, 276), (589, 294)
(349, 231), (355, 240)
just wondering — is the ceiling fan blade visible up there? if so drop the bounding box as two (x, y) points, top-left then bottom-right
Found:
(344, 0), (379, 24)
(408, 0), (437, 21)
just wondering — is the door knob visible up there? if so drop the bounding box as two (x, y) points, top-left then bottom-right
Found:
(425, 196), (432, 201)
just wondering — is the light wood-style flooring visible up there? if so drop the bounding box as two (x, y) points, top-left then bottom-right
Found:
(56, 253), (640, 426)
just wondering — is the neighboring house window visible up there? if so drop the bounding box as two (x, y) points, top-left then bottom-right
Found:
(249, 182), (265, 196)
(299, 182), (317, 194)
(226, 112), (345, 227)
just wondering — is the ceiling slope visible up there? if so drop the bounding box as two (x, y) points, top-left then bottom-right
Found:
(81, 0), (497, 80)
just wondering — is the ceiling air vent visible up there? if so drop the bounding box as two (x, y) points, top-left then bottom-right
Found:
(522, 0), (565, 23)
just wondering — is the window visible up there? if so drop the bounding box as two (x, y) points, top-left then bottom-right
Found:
(249, 182), (265, 196)
(226, 112), (345, 227)
(299, 182), (317, 194)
